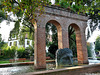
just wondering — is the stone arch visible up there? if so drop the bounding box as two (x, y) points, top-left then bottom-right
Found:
(69, 23), (88, 64)
(46, 20), (63, 49)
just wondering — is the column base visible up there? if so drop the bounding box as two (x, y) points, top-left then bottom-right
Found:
(78, 60), (89, 64)
(34, 65), (46, 70)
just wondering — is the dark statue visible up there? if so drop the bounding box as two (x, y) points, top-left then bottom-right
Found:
(56, 48), (73, 67)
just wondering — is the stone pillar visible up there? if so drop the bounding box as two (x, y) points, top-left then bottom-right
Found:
(57, 27), (69, 49)
(81, 31), (89, 64)
(34, 27), (46, 69)
(76, 30), (88, 64)
(57, 27), (63, 49)
(62, 29), (69, 48)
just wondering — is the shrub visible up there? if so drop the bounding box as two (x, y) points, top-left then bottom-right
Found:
(48, 43), (58, 59)
(46, 52), (55, 59)
(17, 47), (25, 58)
(0, 45), (34, 59)
(87, 43), (92, 57)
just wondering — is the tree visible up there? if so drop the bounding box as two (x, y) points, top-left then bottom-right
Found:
(0, 34), (2, 42)
(1, 0), (100, 58)
(55, 0), (100, 40)
(1, 0), (100, 40)
(68, 26), (77, 57)
(0, 34), (8, 50)
(1, 0), (50, 26)
(0, 0), (7, 23)
(46, 23), (58, 57)
(1, 0), (50, 45)
(18, 26), (34, 46)
(95, 36), (100, 52)
(87, 42), (92, 57)
(46, 23), (58, 47)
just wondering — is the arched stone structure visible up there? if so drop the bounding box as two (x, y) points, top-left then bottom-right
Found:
(33, 6), (88, 69)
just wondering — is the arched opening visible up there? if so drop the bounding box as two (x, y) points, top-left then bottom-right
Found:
(68, 25), (77, 58)
(45, 20), (62, 59)
(68, 23), (83, 64)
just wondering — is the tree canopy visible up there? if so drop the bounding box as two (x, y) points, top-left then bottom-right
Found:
(0, 0), (7, 23)
(0, 0), (100, 39)
(0, 0), (100, 58)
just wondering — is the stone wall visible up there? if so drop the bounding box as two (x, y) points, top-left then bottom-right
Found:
(23, 63), (100, 75)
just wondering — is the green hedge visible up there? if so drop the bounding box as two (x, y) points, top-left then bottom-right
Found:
(0, 46), (34, 59)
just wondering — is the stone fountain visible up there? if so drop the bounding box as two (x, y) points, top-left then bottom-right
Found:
(56, 48), (73, 68)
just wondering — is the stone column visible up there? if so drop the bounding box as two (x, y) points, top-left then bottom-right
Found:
(34, 27), (46, 69)
(57, 27), (69, 49)
(81, 30), (89, 64)
(76, 30), (88, 64)
(62, 29), (69, 48)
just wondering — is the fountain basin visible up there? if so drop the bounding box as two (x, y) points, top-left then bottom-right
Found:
(0, 60), (55, 75)
(22, 63), (100, 75)
(1, 59), (100, 75)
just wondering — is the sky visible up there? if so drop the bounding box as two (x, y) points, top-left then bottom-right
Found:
(0, 20), (14, 42)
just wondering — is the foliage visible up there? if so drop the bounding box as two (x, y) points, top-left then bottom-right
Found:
(1, 0), (100, 60)
(0, 60), (9, 64)
(46, 23), (58, 58)
(0, 41), (8, 50)
(95, 36), (100, 52)
(17, 46), (34, 58)
(68, 26), (77, 57)
(55, 0), (100, 40)
(0, 0), (7, 23)
(17, 47), (25, 58)
(0, 34), (2, 42)
(48, 43), (58, 58)
(2, 46), (16, 58)
(0, 0), (100, 41)
(0, 46), (33, 59)
(46, 52), (55, 59)
(1, 0), (50, 39)
(46, 24), (77, 58)
(87, 42), (92, 57)
(19, 26), (34, 46)
(0, 34), (8, 50)
(25, 46), (34, 56)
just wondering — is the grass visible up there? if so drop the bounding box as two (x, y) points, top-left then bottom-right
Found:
(0, 60), (10, 64)
(0, 59), (55, 64)
(96, 57), (100, 59)
(0, 59), (32, 64)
